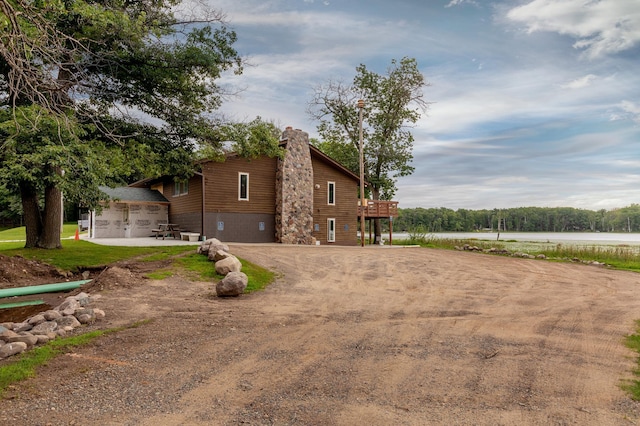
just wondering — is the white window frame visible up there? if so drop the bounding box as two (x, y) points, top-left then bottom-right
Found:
(239, 172), (249, 201)
(327, 181), (335, 205)
(327, 218), (336, 243)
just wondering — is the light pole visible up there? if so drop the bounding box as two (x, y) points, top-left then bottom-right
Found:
(358, 99), (365, 247)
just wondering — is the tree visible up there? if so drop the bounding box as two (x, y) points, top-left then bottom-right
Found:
(198, 117), (284, 161)
(308, 57), (430, 242)
(0, 0), (243, 248)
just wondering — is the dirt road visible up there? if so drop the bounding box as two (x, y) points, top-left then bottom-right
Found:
(2, 245), (640, 425)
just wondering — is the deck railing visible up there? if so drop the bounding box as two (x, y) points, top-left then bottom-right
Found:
(358, 200), (399, 218)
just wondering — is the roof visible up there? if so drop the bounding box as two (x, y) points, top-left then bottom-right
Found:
(309, 144), (361, 183)
(99, 186), (169, 203)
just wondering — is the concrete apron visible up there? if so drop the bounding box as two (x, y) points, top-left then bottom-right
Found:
(82, 236), (199, 247)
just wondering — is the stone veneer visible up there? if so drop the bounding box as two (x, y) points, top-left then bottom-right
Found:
(275, 128), (315, 244)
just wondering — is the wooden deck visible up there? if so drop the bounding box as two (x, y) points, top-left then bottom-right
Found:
(358, 200), (399, 219)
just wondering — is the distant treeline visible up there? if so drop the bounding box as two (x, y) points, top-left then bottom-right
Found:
(394, 205), (640, 233)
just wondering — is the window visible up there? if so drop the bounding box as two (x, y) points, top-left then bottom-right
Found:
(239, 173), (249, 201)
(173, 181), (188, 196)
(327, 218), (336, 242)
(328, 181), (335, 205)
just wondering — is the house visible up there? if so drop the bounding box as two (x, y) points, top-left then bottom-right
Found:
(88, 186), (170, 238)
(129, 127), (362, 245)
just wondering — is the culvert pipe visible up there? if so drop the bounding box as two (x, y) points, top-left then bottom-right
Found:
(0, 280), (92, 299)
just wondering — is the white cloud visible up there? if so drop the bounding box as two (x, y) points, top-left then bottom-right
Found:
(619, 100), (640, 123)
(445, 0), (478, 8)
(506, 0), (640, 59)
(561, 74), (597, 89)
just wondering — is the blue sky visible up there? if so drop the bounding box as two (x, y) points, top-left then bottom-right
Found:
(200, 0), (640, 210)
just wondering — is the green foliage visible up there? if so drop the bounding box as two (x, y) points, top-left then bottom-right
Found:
(394, 205), (640, 233)
(0, 0), (243, 248)
(309, 57), (429, 201)
(197, 116), (285, 161)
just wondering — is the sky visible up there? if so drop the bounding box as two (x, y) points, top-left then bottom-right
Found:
(201, 0), (640, 211)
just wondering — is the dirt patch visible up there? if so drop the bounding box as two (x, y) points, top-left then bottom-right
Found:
(0, 254), (71, 289)
(2, 245), (640, 425)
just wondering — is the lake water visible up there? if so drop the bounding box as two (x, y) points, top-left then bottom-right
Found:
(390, 232), (640, 246)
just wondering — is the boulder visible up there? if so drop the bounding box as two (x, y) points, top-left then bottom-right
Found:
(43, 310), (63, 321)
(36, 334), (52, 344)
(74, 308), (96, 324)
(57, 298), (81, 316)
(8, 333), (38, 347)
(28, 314), (46, 326)
(216, 271), (248, 297)
(209, 249), (233, 262)
(198, 238), (229, 256)
(0, 328), (19, 342)
(0, 342), (28, 359)
(13, 322), (32, 332)
(0, 322), (13, 330)
(31, 321), (58, 335)
(215, 256), (242, 275)
(75, 292), (92, 307)
(56, 315), (81, 329)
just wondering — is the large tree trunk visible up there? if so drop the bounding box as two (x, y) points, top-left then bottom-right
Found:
(39, 181), (63, 249)
(20, 182), (42, 248)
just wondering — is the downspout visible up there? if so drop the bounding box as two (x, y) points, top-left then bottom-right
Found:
(194, 171), (205, 238)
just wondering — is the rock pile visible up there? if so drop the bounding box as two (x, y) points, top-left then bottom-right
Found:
(0, 292), (104, 359)
(455, 244), (608, 266)
(197, 238), (248, 297)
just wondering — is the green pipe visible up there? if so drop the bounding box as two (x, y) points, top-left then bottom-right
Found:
(0, 299), (45, 309)
(0, 280), (91, 299)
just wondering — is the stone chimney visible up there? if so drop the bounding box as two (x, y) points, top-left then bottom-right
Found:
(275, 127), (314, 244)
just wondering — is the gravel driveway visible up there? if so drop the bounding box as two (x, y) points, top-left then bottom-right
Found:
(2, 244), (640, 425)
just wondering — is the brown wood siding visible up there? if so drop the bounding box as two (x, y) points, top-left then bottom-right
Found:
(202, 156), (277, 214)
(311, 157), (358, 245)
(165, 174), (202, 216)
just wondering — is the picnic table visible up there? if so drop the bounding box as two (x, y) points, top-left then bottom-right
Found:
(152, 223), (182, 240)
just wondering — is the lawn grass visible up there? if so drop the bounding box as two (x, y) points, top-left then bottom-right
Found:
(622, 320), (640, 400)
(0, 223), (80, 241)
(0, 240), (196, 271)
(394, 234), (640, 272)
(157, 253), (276, 292)
(0, 320), (151, 397)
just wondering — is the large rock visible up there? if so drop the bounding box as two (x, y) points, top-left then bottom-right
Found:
(216, 271), (248, 297)
(0, 342), (28, 359)
(43, 310), (63, 321)
(56, 315), (81, 329)
(0, 327), (19, 342)
(31, 321), (58, 335)
(215, 256), (242, 275)
(57, 298), (81, 316)
(12, 322), (32, 332)
(208, 249), (233, 262)
(28, 314), (46, 326)
(7, 333), (38, 347)
(74, 308), (96, 324)
(198, 238), (229, 256)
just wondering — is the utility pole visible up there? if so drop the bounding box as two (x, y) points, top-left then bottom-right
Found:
(358, 99), (365, 247)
